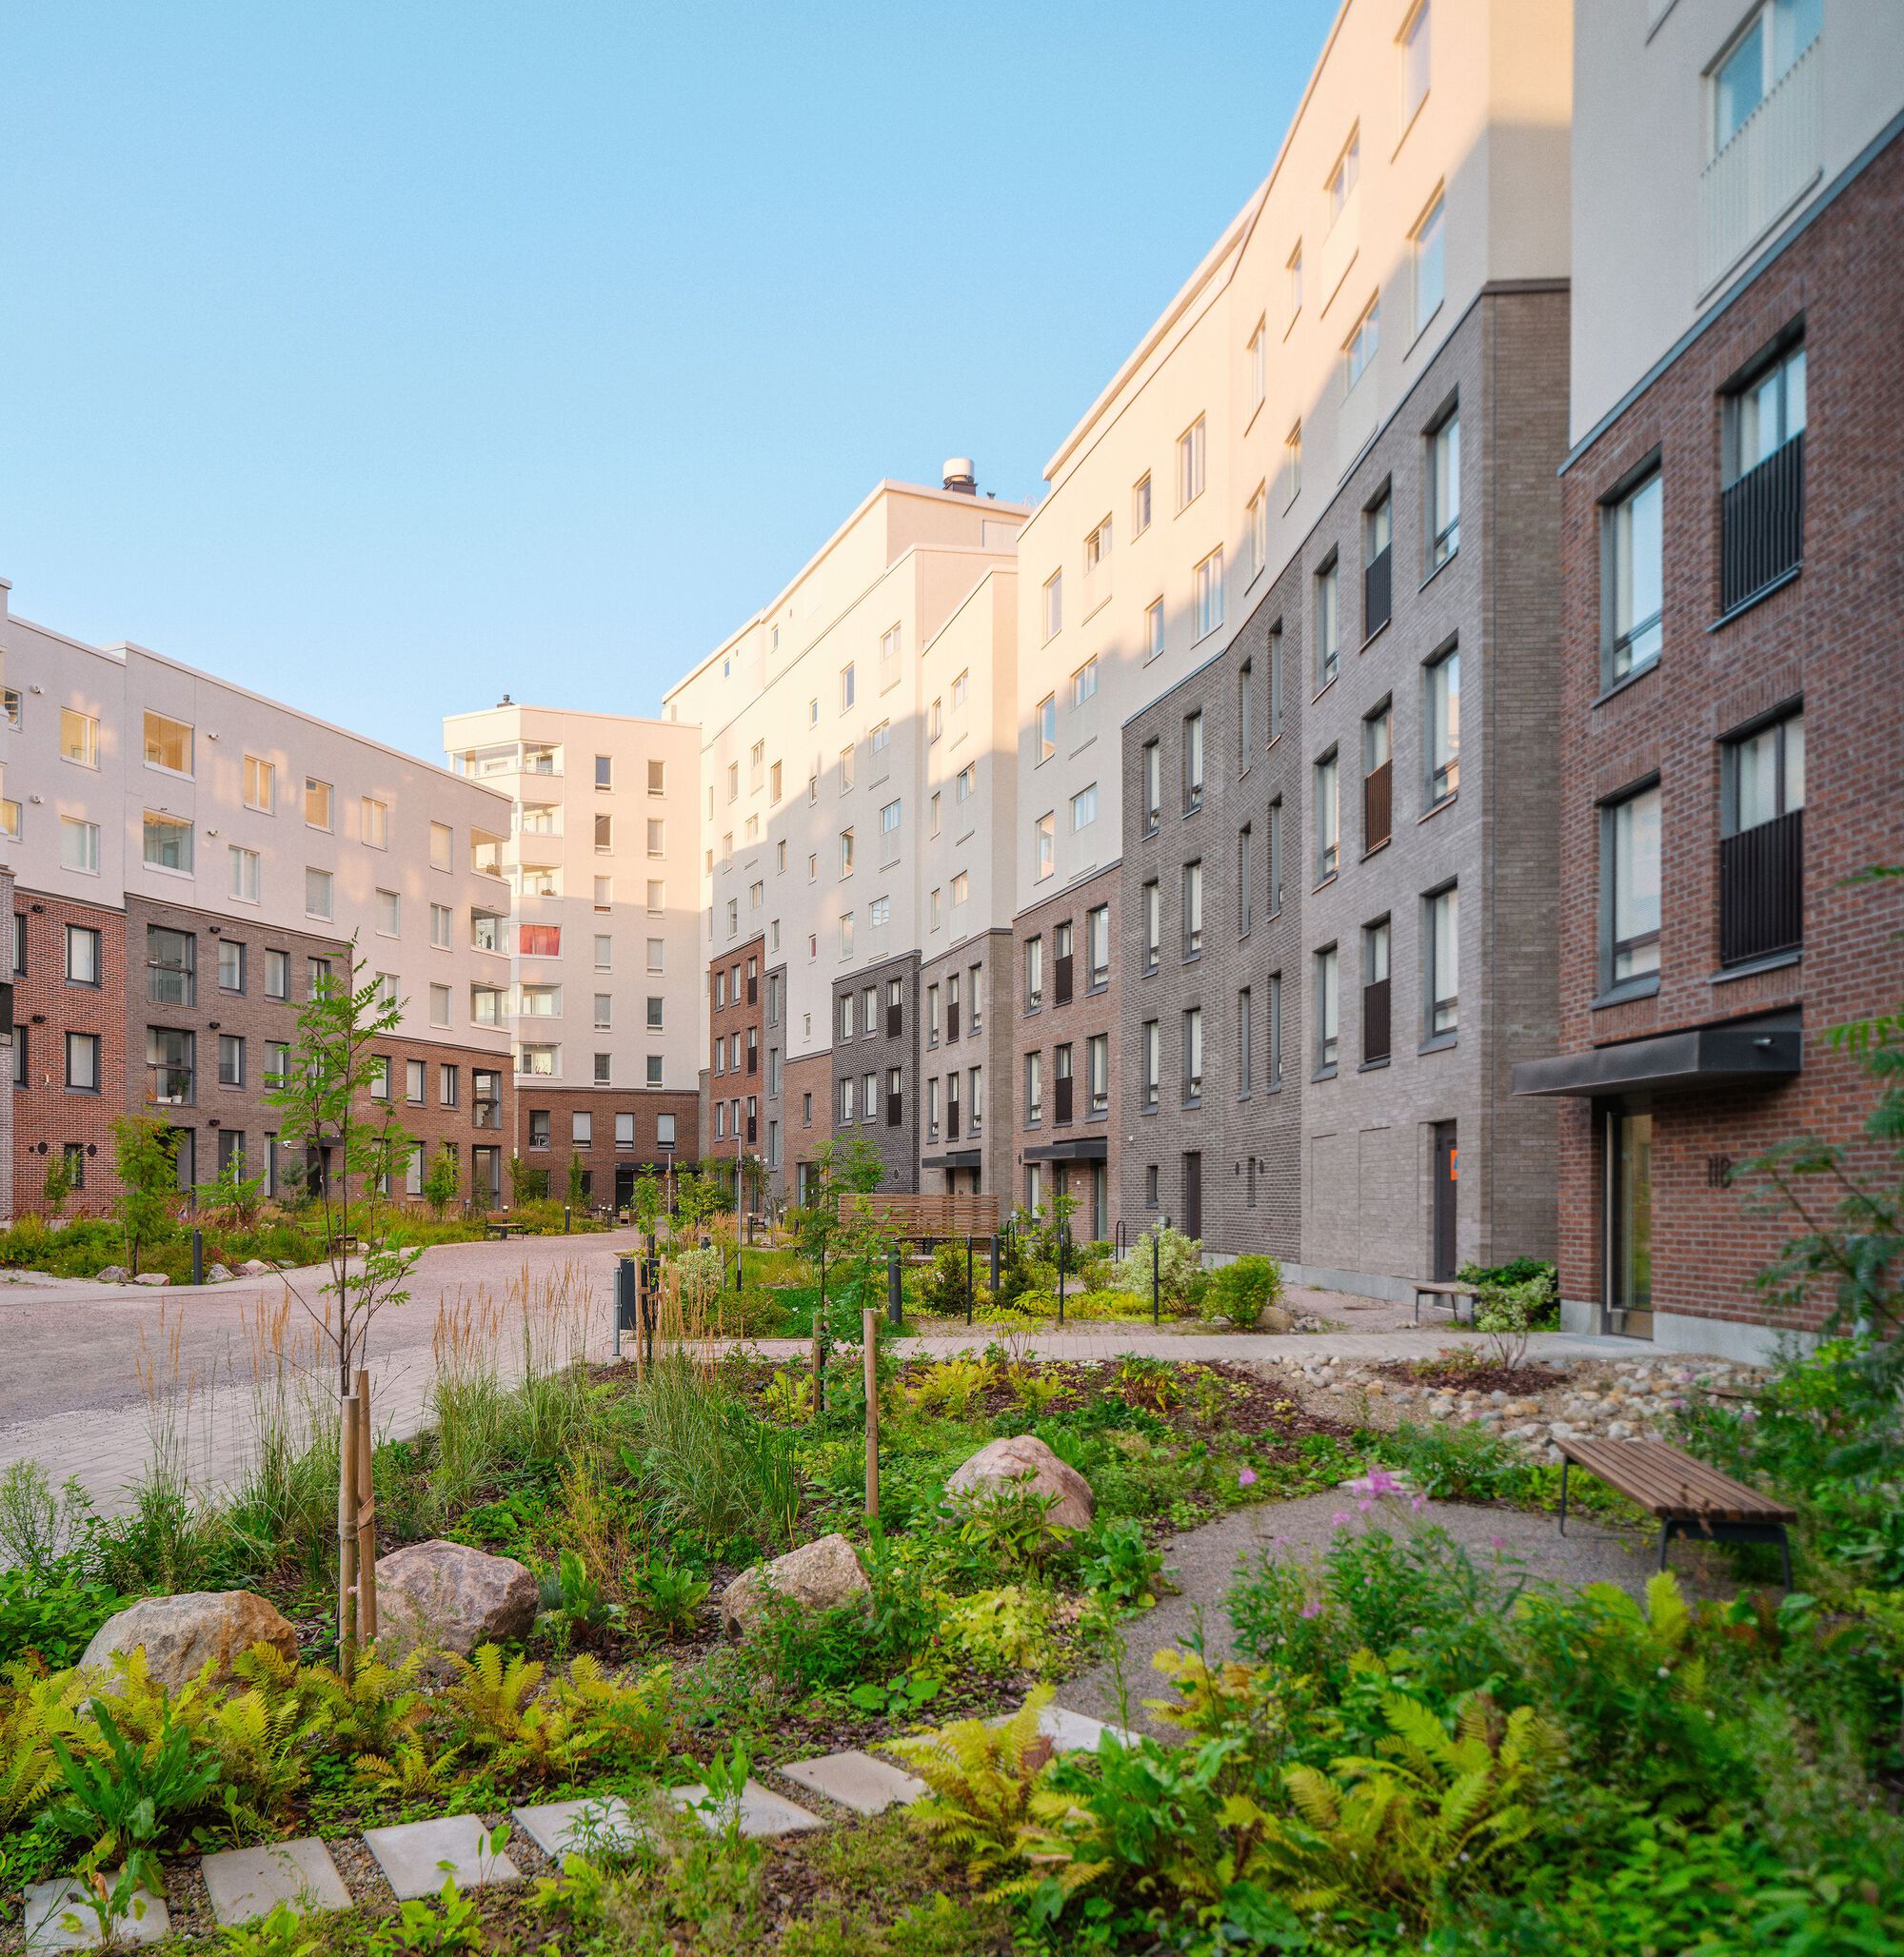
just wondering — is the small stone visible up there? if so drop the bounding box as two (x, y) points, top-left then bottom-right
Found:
(364, 1815), (521, 1900)
(81, 1591), (297, 1692)
(1606, 1419), (1635, 1440)
(206, 1264), (234, 1283)
(201, 1841), (349, 1925)
(131, 1273), (170, 1287)
(782, 1750), (927, 1816)
(95, 1266), (129, 1284)
(668, 1779), (823, 1838)
(720, 1532), (872, 1638)
(25, 1876), (168, 1949)
(241, 1259), (270, 1276)
(1041, 1705), (1133, 1752)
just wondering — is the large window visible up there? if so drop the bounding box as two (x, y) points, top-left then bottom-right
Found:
(1605, 467), (1664, 682)
(1363, 919), (1391, 1063)
(1315, 753), (1339, 880)
(1343, 297), (1379, 393)
(1316, 557), (1340, 687)
(1728, 341), (1806, 484)
(60, 709), (99, 768)
(1426, 885), (1459, 1037)
(1713, 0), (1820, 154)
(1605, 783), (1663, 986)
(1140, 1019), (1160, 1110)
(1142, 741), (1161, 830)
(61, 818), (101, 875)
(1427, 407), (1460, 568)
(148, 926), (194, 1005)
(1720, 709), (1805, 965)
(1315, 947), (1339, 1072)
(1178, 417), (1206, 508)
(1037, 693), (1057, 762)
(143, 712), (193, 776)
(1042, 572), (1063, 642)
(1194, 549), (1224, 639)
(1402, 2), (1431, 120)
(143, 812), (193, 874)
(1182, 860), (1203, 959)
(1426, 646), (1460, 803)
(1182, 712), (1204, 812)
(1182, 1008), (1203, 1102)
(1034, 812), (1055, 880)
(66, 924), (102, 985)
(1720, 340), (1807, 609)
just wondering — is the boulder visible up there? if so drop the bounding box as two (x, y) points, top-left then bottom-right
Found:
(373, 1540), (538, 1659)
(132, 1272), (170, 1286)
(945, 1433), (1094, 1534)
(96, 1265), (129, 1283)
(207, 1264), (234, 1283)
(81, 1591), (297, 1690)
(241, 1259), (270, 1276)
(720, 1532), (871, 1639)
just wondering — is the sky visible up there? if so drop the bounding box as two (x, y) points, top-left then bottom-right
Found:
(3, 0), (1339, 765)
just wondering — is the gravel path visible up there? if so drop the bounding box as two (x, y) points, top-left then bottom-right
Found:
(1061, 1492), (1660, 1739)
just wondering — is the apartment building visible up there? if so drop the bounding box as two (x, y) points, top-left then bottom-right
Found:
(1515, 0), (1904, 1356)
(5, 585), (518, 1213)
(441, 704), (704, 1209)
(663, 472), (1026, 1210)
(1015, 0), (1574, 1287)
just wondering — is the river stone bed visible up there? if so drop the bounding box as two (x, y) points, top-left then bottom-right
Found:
(1267, 1352), (1765, 1463)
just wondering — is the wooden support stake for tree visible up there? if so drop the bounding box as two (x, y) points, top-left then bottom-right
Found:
(337, 1390), (361, 1679)
(354, 1370), (378, 1642)
(811, 1308), (824, 1421)
(863, 1308), (879, 1526)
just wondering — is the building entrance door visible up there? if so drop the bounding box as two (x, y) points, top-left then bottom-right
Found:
(1432, 1123), (1458, 1280)
(1605, 1108), (1655, 1339)
(1181, 1152), (1202, 1241)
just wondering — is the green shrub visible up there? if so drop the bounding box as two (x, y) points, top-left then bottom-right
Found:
(1109, 1224), (1202, 1312)
(919, 1242), (985, 1317)
(1202, 1255), (1284, 1328)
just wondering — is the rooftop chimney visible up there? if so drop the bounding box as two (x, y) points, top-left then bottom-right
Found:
(942, 457), (977, 495)
(498, 693), (514, 707)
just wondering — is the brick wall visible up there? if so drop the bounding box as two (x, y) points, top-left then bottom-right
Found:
(830, 950), (920, 1191)
(507, 1084), (697, 1209)
(919, 927), (1015, 1200)
(706, 935), (764, 1161)
(783, 1048), (834, 1203)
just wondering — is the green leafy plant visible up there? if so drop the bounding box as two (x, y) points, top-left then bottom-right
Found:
(1081, 1519), (1165, 1610)
(1475, 1277), (1547, 1370)
(892, 1686), (1056, 1878)
(937, 1586), (1059, 1675)
(631, 1558), (712, 1639)
(1203, 1255), (1285, 1329)
(367, 1874), (486, 1954)
(844, 1670), (943, 1722)
(48, 1698), (222, 1890)
(910, 1355), (989, 1416)
(1109, 1224), (1202, 1312)
(218, 1899), (321, 1957)
(109, 1115), (181, 1277)
(947, 1486), (1071, 1572)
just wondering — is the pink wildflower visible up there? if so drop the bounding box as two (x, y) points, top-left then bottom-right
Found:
(1332, 1510), (1353, 1527)
(1239, 1466), (1259, 1489)
(1299, 1598), (1322, 1620)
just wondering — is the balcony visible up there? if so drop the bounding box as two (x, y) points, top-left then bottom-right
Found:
(1720, 808), (1803, 967)
(1362, 978), (1391, 1065)
(1699, 38), (1821, 294)
(1720, 432), (1804, 614)
(1363, 546), (1391, 639)
(148, 1064), (193, 1107)
(1363, 761), (1393, 854)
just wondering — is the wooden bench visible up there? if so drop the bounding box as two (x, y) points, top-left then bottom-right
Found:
(482, 1218), (521, 1241)
(1557, 1435), (1796, 1586)
(1412, 1279), (1478, 1325)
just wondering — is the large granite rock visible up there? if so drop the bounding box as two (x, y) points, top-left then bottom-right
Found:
(945, 1433), (1094, 1534)
(373, 1540), (538, 1659)
(720, 1532), (871, 1638)
(81, 1591), (297, 1691)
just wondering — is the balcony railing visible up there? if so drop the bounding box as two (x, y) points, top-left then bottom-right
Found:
(1699, 38), (1821, 293)
(1720, 808), (1803, 967)
(1364, 761), (1393, 853)
(473, 1098), (503, 1131)
(885, 1093), (902, 1128)
(1053, 955), (1074, 1006)
(148, 1064), (193, 1107)
(1720, 432), (1804, 614)
(1363, 546), (1392, 639)
(887, 998), (903, 1038)
(946, 1101), (961, 1141)
(945, 1001), (959, 1040)
(1054, 1075), (1074, 1124)
(1362, 978), (1391, 1065)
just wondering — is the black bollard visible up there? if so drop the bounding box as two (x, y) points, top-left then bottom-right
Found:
(887, 1244), (902, 1328)
(965, 1236), (975, 1328)
(190, 1229), (204, 1287)
(1057, 1225), (1067, 1328)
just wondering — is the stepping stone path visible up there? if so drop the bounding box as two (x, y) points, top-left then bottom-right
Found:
(512, 1795), (646, 1861)
(201, 1840), (350, 1924)
(364, 1814), (522, 1900)
(783, 1749), (928, 1816)
(27, 1707), (1119, 1940)
(667, 1778), (825, 1837)
(24, 1875), (169, 1951)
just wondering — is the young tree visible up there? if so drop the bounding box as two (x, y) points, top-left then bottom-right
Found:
(508, 1151), (549, 1205)
(566, 1151), (586, 1212)
(631, 1164), (664, 1239)
(421, 1143), (462, 1219)
(203, 1148), (267, 1231)
(40, 1151), (74, 1222)
(110, 1116), (181, 1275)
(264, 944), (420, 1396)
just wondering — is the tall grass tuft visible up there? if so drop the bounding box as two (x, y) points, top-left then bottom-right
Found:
(225, 1290), (340, 1579)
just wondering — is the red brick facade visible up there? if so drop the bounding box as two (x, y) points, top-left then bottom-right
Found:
(783, 1049), (834, 1204)
(1548, 138), (1904, 1339)
(706, 934), (764, 1162)
(511, 1084), (698, 1211)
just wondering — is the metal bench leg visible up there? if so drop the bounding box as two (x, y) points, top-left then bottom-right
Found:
(1414, 1289), (1421, 1325)
(1557, 1458), (1569, 1536)
(1657, 1520), (1675, 1572)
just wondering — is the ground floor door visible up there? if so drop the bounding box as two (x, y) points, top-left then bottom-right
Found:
(614, 1165), (638, 1211)
(1432, 1123), (1458, 1280)
(1181, 1152), (1202, 1241)
(472, 1145), (503, 1209)
(1605, 1107), (1655, 1339)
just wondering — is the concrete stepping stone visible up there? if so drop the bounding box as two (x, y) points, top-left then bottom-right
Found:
(1041, 1705), (1134, 1752)
(24, 1875), (169, 1950)
(201, 1839), (350, 1924)
(667, 1777), (823, 1837)
(782, 1749), (927, 1816)
(512, 1794), (646, 1861)
(364, 1814), (523, 1900)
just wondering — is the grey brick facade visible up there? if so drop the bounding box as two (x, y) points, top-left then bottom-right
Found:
(919, 926), (1014, 1201)
(829, 948), (919, 1191)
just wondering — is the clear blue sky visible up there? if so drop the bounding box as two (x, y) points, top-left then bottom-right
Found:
(3, 1), (1336, 764)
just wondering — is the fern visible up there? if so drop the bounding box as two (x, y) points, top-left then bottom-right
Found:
(891, 1684), (1054, 1877)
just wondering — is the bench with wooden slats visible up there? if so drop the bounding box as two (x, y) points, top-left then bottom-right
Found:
(1557, 1435), (1796, 1585)
(1412, 1279), (1478, 1326)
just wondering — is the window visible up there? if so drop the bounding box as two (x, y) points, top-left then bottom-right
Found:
(870, 720), (891, 758)
(1269, 799), (1284, 912)
(1413, 191), (1445, 329)
(149, 925), (195, 1005)
(429, 820), (451, 870)
(1269, 626), (1284, 739)
(429, 982), (451, 1027)
(1327, 127), (1360, 225)
(217, 939), (246, 992)
(1143, 596), (1165, 663)
(1362, 704), (1394, 853)
(1729, 340), (1807, 483)
(1142, 740), (1161, 830)
(839, 828), (855, 876)
(1605, 783), (1663, 985)
(880, 623), (902, 681)
(1087, 904), (1109, 987)
(1605, 467), (1664, 682)
(1268, 971), (1283, 1085)
(143, 711), (193, 775)
(1182, 860), (1203, 958)
(1182, 1007), (1204, 1101)
(1086, 1032), (1108, 1116)
(881, 799), (903, 851)
(1083, 516), (1111, 605)
(1714, 0), (1820, 154)
(1426, 886), (1458, 1037)
(1426, 646), (1460, 802)
(839, 662), (856, 710)
(218, 1033), (246, 1088)
(1238, 824), (1253, 935)
(1721, 711), (1805, 962)
(1195, 549), (1224, 639)
(66, 923), (102, 985)
(1070, 658), (1099, 708)
(1024, 1051), (1043, 1125)
(61, 818), (101, 875)
(1042, 571), (1062, 641)
(1070, 783), (1097, 832)
(1283, 421), (1302, 506)
(1037, 694), (1057, 762)
(869, 894), (891, 928)
(1343, 297), (1379, 392)
(769, 759), (783, 803)
(1133, 472), (1152, 534)
(518, 921), (562, 958)
(143, 812), (193, 874)
(60, 709), (98, 767)
(1141, 1019), (1160, 1109)
(517, 1043), (559, 1078)
(1182, 711), (1204, 811)
(147, 1027), (192, 1105)
(1177, 417), (1206, 508)
(1401, 0), (1432, 115)
(1316, 753), (1339, 880)
(1727, 710), (1805, 835)
(954, 765), (975, 805)
(1142, 880), (1160, 973)
(839, 745), (855, 792)
(1247, 485), (1267, 580)
(371, 888), (398, 938)
(950, 871), (969, 908)
(0, 800), (19, 842)
(1363, 490), (1395, 639)
(840, 911), (854, 958)
(362, 798), (388, 849)
(1247, 319), (1266, 412)
(1034, 812), (1055, 880)
(305, 778), (332, 830)
(1316, 946), (1339, 1071)
(67, 1031), (101, 1091)
(1316, 556), (1339, 686)
(265, 948), (288, 999)
(1238, 988), (1254, 1096)
(1428, 407), (1460, 567)
(1025, 935), (1044, 1010)
(725, 761), (739, 804)
(1287, 242), (1303, 322)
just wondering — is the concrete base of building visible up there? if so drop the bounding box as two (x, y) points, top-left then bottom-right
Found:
(1557, 1297), (1815, 1365)
(1276, 1262), (1419, 1306)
